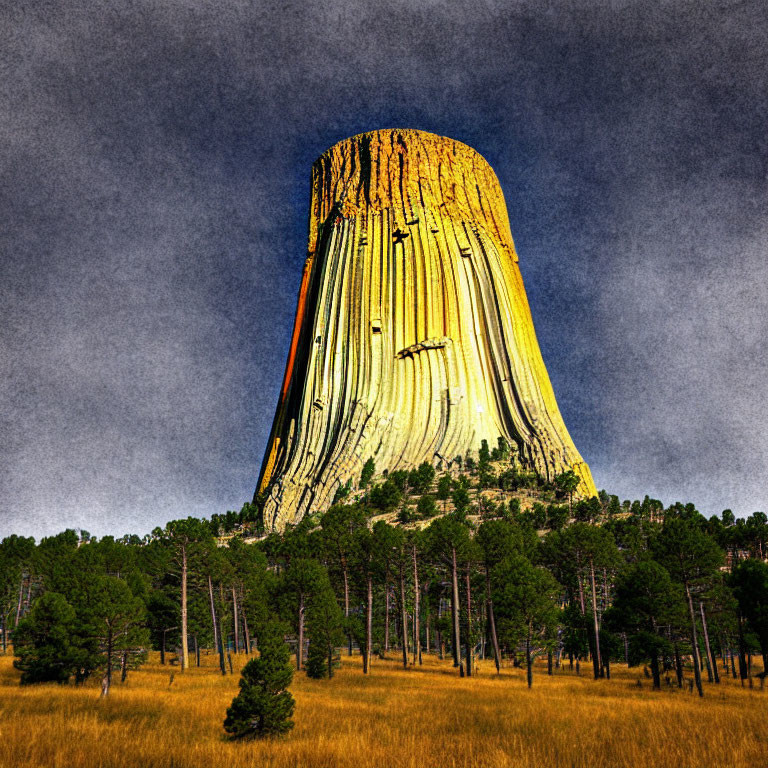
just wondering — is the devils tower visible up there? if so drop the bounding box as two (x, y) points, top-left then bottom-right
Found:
(256, 129), (596, 530)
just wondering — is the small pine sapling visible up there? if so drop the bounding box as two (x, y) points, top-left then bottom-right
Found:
(224, 623), (295, 739)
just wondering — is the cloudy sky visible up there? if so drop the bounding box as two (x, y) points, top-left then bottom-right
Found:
(2, 0), (766, 538)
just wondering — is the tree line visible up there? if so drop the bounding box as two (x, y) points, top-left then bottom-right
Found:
(3, 453), (768, 705)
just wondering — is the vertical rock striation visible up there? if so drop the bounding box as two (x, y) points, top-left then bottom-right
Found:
(256, 129), (596, 530)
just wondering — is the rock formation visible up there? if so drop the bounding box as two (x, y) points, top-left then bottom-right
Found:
(256, 129), (596, 530)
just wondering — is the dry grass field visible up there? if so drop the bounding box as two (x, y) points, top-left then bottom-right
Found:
(0, 650), (765, 768)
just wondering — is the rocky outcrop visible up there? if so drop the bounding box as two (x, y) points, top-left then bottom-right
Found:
(256, 129), (596, 530)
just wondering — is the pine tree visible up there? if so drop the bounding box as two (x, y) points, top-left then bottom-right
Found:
(304, 568), (344, 679)
(653, 515), (723, 696)
(605, 560), (682, 689)
(424, 514), (472, 670)
(731, 559), (768, 673)
(224, 622), (295, 739)
(492, 554), (560, 688)
(13, 592), (83, 684)
(85, 575), (149, 696)
(360, 458), (376, 487)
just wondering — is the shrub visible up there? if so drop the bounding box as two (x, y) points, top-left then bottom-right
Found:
(223, 623), (295, 739)
(369, 480), (402, 512)
(360, 459), (376, 487)
(408, 462), (436, 494)
(417, 495), (438, 519)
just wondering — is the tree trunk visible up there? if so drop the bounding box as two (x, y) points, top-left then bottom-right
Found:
(343, 563), (352, 656)
(1, 615), (5, 654)
(650, 650), (661, 690)
(451, 548), (461, 667)
(241, 607), (251, 655)
(412, 545), (421, 664)
(102, 630), (113, 697)
(121, 650), (128, 683)
(576, 569), (586, 616)
(674, 642), (683, 688)
(400, 564), (408, 669)
(700, 636), (713, 682)
(437, 597), (444, 659)
(699, 602), (719, 683)
(15, 577), (24, 627)
(413, 546), (421, 665)
(526, 626), (533, 688)
(685, 583), (704, 696)
(737, 614), (748, 681)
(364, 574), (373, 674)
(464, 563), (472, 677)
(208, 574), (219, 653)
(486, 569), (501, 674)
(384, 585), (390, 653)
(297, 598), (305, 670)
(23, 579), (32, 613)
(217, 611), (227, 675)
(232, 587), (240, 653)
(589, 559), (602, 679)
(718, 636), (728, 675)
(180, 545), (189, 671)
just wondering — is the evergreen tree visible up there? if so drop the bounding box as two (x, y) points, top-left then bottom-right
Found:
(492, 554), (560, 688)
(417, 495), (438, 519)
(653, 515), (723, 696)
(543, 523), (618, 679)
(554, 470), (580, 513)
(320, 504), (366, 651)
(158, 518), (213, 671)
(224, 622), (295, 739)
(731, 559), (768, 672)
(85, 575), (149, 695)
(408, 462), (436, 494)
(451, 481), (471, 517)
(351, 525), (378, 673)
(360, 458), (376, 488)
(476, 519), (533, 673)
(13, 592), (84, 684)
(369, 479), (402, 512)
(304, 567), (344, 679)
(606, 561), (682, 689)
(424, 514), (471, 669)
(436, 475), (452, 512)
(281, 558), (329, 670)
(146, 588), (179, 665)
(0, 534), (36, 652)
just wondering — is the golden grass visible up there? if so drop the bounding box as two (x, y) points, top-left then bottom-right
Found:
(0, 650), (765, 768)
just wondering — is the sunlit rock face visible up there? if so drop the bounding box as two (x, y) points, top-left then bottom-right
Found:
(257, 129), (595, 530)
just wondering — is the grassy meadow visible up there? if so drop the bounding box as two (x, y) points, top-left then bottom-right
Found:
(0, 650), (765, 768)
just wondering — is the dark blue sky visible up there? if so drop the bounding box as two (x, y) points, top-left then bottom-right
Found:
(2, 0), (767, 537)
